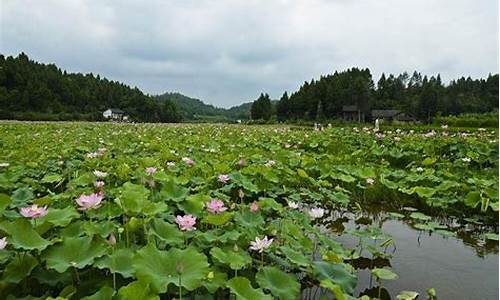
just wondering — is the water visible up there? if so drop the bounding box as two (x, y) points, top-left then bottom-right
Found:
(336, 214), (499, 300)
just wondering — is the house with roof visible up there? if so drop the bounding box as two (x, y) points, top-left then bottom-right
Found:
(342, 105), (366, 122)
(103, 108), (127, 121)
(371, 109), (417, 122)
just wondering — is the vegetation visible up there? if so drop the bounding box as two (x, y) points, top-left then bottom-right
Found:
(0, 122), (497, 299)
(434, 113), (499, 128)
(0, 53), (181, 122)
(250, 93), (273, 120)
(269, 68), (498, 122)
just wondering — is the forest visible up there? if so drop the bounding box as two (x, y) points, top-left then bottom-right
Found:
(253, 68), (499, 122)
(0, 53), (181, 122)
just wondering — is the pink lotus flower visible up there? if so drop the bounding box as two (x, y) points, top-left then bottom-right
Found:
(145, 167), (157, 175)
(249, 236), (273, 253)
(182, 157), (194, 166)
(176, 214), (196, 231)
(76, 192), (104, 210)
(20, 204), (48, 219)
(218, 174), (230, 184)
(206, 199), (227, 214)
(0, 237), (6, 250)
(250, 201), (259, 213)
(238, 158), (246, 166)
(94, 181), (105, 189)
(107, 233), (116, 247)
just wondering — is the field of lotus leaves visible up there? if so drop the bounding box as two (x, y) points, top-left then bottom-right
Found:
(0, 121), (497, 300)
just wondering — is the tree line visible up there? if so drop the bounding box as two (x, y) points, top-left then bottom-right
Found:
(0, 53), (181, 122)
(251, 67), (499, 122)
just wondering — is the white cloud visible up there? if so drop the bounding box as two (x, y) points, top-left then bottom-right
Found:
(1, 0), (497, 107)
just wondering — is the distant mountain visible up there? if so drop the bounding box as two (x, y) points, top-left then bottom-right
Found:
(155, 92), (253, 122)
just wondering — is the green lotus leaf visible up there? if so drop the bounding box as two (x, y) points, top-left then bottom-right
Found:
(413, 223), (434, 231)
(258, 197), (283, 212)
(465, 191), (481, 208)
(388, 212), (405, 219)
(160, 180), (188, 202)
(81, 286), (115, 300)
(0, 193), (12, 213)
(11, 187), (34, 207)
(320, 279), (348, 300)
(119, 182), (151, 214)
(42, 207), (80, 227)
(41, 174), (63, 184)
(256, 266), (300, 300)
(118, 280), (159, 300)
(202, 269), (228, 293)
(372, 268), (399, 280)
(396, 290), (419, 300)
(0, 219), (51, 250)
(484, 233), (499, 241)
(409, 212), (431, 221)
(226, 277), (273, 300)
(234, 210), (264, 228)
(210, 247), (252, 270)
(133, 244), (209, 293)
(203, 212), (233, 226)
(2, 253), (38, 283)
(95, 248), (135, 278)
(178, 193), (210, 216)
(313, 261), (357, 294)
(142, 202), (169, 216)
(149, 219), (183, 245)
(83, 220), (116, 238)
(280, 246), (310, 267)
(43, 235), (107, 272)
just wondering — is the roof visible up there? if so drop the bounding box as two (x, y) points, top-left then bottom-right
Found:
(342, 105), (359, 112)
(371, 109), (401, 118)
(106, 108), (125, 114)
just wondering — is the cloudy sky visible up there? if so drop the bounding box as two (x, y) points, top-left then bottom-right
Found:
(1, 0), (498, 107)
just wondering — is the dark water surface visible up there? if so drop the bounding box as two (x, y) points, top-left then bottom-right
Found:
(336, 216), (499, 300)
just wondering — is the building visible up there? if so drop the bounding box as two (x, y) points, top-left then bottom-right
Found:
(342, 105), (366, 122)
(371, 110), (416, 122)
(103, 108), (126, 121)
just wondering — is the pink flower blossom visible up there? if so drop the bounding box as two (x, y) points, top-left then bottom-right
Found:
(94, 181), (105, 189)
(218, 174), (230, 183)
(182, 157), (194, 166)
(20, 204), (48, 219)
(145, 167), (157, 175)
(176, 214), (197, 231)
(76, 192), (104, 210)
(366, 178), (375, 185)
(238, 158), (246, 166)
(250, 201), (259, 213)
(0, 237), (6, 250)
(206, 199), (227, 214)
(107, 233), (116, 247)
(249, 236), (273, 253)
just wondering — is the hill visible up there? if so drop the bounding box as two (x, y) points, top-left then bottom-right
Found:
(0, 53), (181, 122)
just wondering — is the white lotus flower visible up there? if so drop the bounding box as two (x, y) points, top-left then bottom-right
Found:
(309, 207), (325, 219)
(249, 236), (273, 253)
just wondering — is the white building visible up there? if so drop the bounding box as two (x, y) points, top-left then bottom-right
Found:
(103, 108), (126, 120)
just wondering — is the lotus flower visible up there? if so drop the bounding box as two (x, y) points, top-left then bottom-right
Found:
(218, 174), (230, 183)
(182, 157), (194, 166)
(462, 157), (471, 163)
(20, 204), (48, 219)
(441, 124), (448, 130)
(416, 167), (424, 172)
(309, 207), (325, 219)
(249, 236), (273, 253)
(250, 202), (259, 212)
(76, 192), (104, 210)
(238, 158), (246, 166)
(176, 214), (196, 231)
(265, 160), (276, 167)
(0, 237), (7, 250)
(145, 167), (157, 175)
(107, 233), (116, 247)
(206, 199), (227, 214)
(0, 163), (9, 168)
(288, 201), (299, 209)
(366, 178), (375, 185)
(87, 152), (99, 158)
(167, 161), (175, 167)
(93, 170), (108, 178)
(94, 181), (105, 189)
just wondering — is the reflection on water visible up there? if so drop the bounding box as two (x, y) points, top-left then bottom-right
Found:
(330, 209), (499, 300)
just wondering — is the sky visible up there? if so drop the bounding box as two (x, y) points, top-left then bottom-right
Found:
(1, 0), (498, 108)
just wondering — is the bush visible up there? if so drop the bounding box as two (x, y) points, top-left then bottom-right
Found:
(434, 113), (498, 128)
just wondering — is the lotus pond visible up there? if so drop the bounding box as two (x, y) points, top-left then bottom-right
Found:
(0, 122), (497, 300)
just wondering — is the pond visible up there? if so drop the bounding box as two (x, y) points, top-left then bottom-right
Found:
(302, 209), (498, 300)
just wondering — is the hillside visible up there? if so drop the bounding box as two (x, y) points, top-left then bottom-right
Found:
(155, 92), (252, 122)
(0, 53), (181, 122)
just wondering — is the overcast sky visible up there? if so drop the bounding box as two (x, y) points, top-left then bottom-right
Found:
(1, 0), (498, 107)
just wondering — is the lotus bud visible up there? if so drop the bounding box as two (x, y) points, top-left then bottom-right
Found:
(233, 244), (239, 252)
(107, 233), (116, 247)
(207, 271), (214, 279)
(238, 189), (244, 200)
(176, 261), (184, 275)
